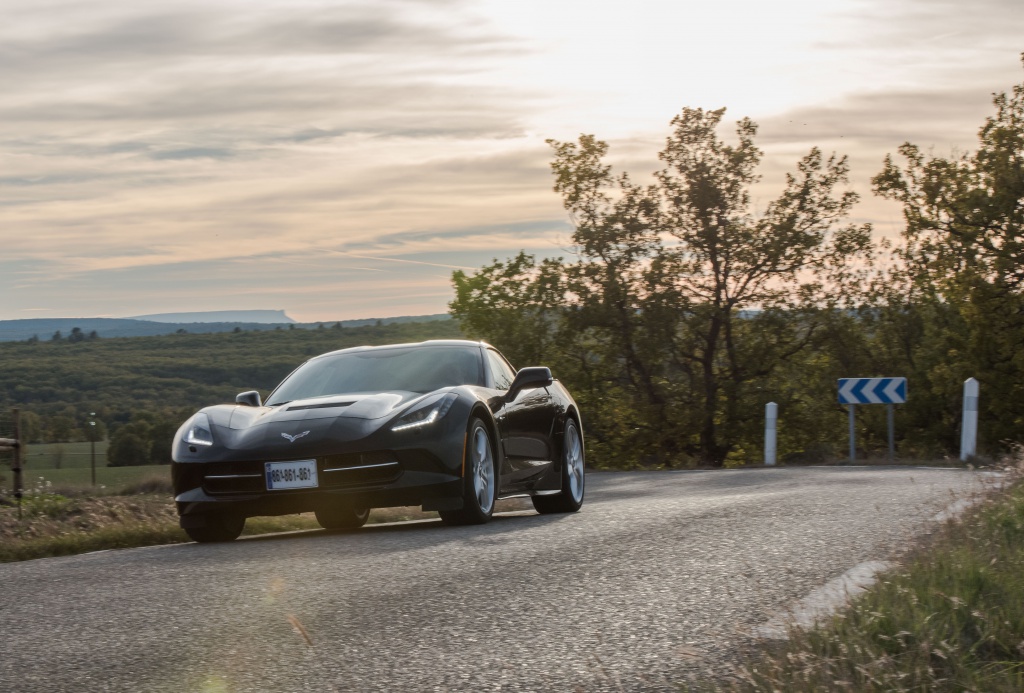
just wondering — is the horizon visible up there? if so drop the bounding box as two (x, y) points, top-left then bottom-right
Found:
(2, 0), (1022, 322)
(0, 309), (450, 324)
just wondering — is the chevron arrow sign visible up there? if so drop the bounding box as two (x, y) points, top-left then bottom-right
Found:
(838, 377), (907, 404)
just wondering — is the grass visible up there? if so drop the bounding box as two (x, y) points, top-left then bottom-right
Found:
(2, 464), (167, 493)
(0, 502), (501, 563)
(17, 440), (111, 469)
(0, 464), (532, 563)
(691, 456), (1024, 692)
(0, 522), (191, 563)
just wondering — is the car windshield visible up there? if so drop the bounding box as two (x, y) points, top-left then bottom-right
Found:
(265, 345), (483, 404)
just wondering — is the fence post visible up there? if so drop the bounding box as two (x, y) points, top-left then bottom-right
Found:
(960, 378), (979, 462)
(764, 402), (777, 466)
(12, 409), (23, 520)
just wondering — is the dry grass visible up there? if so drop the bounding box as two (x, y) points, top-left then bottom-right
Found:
(0, 477), (533, 563)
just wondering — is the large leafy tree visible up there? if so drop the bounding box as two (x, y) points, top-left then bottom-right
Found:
(453, 108), (873, 466)
(873, 58), (1024, 449)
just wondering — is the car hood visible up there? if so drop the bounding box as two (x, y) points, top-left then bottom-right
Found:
(205, 391), (429, 430)
(182, 391), (447, 457)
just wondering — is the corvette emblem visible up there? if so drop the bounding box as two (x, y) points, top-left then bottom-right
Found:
(281, 431), (310, 443)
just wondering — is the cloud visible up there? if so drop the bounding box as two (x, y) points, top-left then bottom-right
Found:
(0, 1), (525, 127)
(150, 147), (235, 161)
(2, 0), (1021, 320)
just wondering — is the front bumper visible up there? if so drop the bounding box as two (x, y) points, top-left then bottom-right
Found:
(173, 446), (465, 522)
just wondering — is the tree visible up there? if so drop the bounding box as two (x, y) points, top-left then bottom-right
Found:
(873, 57), (1024, 451)
(47, 415), (77, 442)
(107, 428), (150, 467)
(18, 411), (43, 444)
(451, 251), (566, 368)
(453, 107), (873, 466)
(148, 419), (179, 464)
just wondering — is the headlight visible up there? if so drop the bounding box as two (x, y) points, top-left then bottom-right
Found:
(184, 413), (214, 446)
(391, 393), (458, 432)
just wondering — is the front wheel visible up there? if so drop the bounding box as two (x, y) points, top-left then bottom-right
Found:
(533, 417), (585, 514)
(315, 505), (370, 530)
(440, 418), (497, 526)
(184, 514), (246, 543)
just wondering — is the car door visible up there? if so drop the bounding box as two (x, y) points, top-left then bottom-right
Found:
(485, 349), (556, 486)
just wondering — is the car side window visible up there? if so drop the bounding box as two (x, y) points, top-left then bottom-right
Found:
(486, 350), (517, 391)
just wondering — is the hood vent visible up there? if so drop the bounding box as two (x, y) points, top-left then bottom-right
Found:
(287, 401), (355, 411)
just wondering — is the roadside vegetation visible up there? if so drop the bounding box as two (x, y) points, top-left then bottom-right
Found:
(690, 456), (1024, 692)
(0, 469), (526, 563)
(0, 318), (462, 458)
(451, 59), (1024, 469)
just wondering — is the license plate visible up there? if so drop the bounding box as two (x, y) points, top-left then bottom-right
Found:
(265, 460), (318, 490)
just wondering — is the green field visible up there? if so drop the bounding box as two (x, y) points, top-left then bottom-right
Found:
(15, 440), (110, 469)
(6, 463), (167, 493)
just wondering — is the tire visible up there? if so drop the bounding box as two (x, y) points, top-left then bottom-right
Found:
(533, 417), (585, 514)
(439, 418), (498, 526)
(184, 514), (245, 543)
(315, 505), (370, 530)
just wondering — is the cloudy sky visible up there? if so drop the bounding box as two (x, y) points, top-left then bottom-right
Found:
(2, 0), (1022, 322)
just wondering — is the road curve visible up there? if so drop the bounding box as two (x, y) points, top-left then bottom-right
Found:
(0, 467), (990, 692)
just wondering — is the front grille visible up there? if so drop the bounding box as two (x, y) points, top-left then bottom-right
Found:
(201, 461), (265, 495)
(320, 451), (401, 488)
(201, 452), (401, 495)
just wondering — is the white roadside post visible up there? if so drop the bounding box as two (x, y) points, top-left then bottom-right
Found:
(764, 402), (777, 466)
(960, 377), (979, 461)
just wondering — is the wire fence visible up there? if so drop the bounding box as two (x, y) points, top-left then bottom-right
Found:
(0, 410), (14, 442)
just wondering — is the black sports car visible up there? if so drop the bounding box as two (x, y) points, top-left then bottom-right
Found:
(171, 340), (585, 542)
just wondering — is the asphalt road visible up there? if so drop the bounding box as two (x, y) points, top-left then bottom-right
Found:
(0, 467), (991, 692)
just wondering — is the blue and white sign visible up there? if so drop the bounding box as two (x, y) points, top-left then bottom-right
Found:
(838, 377), (907, 404)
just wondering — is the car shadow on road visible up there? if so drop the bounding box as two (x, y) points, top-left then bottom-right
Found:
(202, 508), (579, 559)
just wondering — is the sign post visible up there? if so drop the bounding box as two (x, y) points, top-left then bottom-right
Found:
(838, 378), (907, 463)
(887, 404), (895, 462)
(848, 404), (856, 463)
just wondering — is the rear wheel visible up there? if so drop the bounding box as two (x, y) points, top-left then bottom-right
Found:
(533, 417), (585, 514)
(440, 418), (497, 526)
(184, 514), (246, 543)
(315, 505), (370, 530)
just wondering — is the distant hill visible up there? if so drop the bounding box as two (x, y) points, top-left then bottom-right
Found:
(129, 310), (295, 324)
(0, 313), (453, 342)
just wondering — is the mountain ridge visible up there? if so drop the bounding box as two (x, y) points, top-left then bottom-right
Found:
(128, 309), (295, 324)
(0, 314), (452, 342)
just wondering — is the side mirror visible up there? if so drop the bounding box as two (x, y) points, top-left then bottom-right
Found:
(236, 391), (262, 407)
(507, 367), (553, 398)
